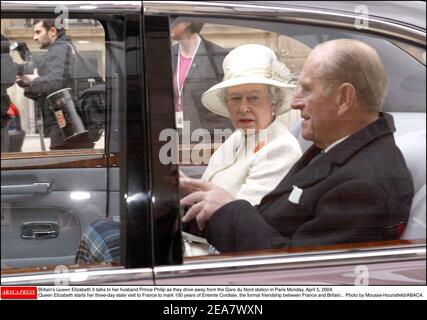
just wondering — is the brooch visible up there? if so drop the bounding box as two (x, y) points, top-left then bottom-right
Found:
(253, 140), (266, 153)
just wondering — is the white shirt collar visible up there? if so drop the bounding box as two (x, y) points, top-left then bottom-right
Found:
(323, 135), (350, 153)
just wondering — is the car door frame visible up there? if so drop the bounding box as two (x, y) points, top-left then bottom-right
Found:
(1, 1), (425, 285)
(0, 1), (158, 283)
(145, 1), (426, 285)
(0, 10), (113, 269)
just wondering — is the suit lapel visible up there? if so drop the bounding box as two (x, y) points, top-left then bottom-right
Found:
(259, 145), (332, 206)
(184, 38), (206, 80)
(171, 38), (206, 81)
(325, 113), (395, 166)
(172, 44), (178, 70)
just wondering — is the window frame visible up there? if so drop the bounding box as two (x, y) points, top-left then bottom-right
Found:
(0, 14), (108, 161)
(0, 5), (155, 275)
(147, 4), (426, 278)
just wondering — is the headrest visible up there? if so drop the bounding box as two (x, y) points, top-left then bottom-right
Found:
(395, 130), (426, 193)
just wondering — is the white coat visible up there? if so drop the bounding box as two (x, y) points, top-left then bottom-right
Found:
(202, 118), (302, 205)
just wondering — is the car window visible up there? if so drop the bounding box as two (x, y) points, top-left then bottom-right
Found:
(174, 21), (307, 175)
(169, 16), (426, 263)
(175, 17), (427, 174)
(1, 15), (127, 273)
(1, 18), (105, 153)
(393, 40), (426, 66)
(1, 3), (424, 286)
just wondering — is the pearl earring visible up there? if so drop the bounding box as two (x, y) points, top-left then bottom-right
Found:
(272, 111), (276, 117)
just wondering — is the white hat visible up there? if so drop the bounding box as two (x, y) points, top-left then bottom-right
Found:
(201, 44), (296, 118)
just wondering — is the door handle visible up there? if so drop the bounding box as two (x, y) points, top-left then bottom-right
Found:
(21, 221), (59, 240)
(1, 183), (51, 195)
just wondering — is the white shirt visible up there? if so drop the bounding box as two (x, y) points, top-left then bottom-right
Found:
(202, 118), (302, 205)
(323, 135), (350, 153)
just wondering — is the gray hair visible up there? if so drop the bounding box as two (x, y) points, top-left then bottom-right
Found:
(220, 85), (285, 110)
(315, 39), (388, 112)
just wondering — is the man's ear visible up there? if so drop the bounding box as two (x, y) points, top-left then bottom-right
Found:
(336, 82), (356, 117)
(48, 27), (58, 40)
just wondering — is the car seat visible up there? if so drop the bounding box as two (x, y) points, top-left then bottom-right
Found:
(395, 130), (426, 239)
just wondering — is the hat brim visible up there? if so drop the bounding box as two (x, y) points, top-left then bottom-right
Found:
(201, 77), (297, 118)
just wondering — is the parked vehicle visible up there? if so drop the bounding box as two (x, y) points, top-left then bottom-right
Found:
(1, 1), (425, 285)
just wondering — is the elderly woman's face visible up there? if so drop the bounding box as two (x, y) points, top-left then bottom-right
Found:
(226, 84), (274, 133)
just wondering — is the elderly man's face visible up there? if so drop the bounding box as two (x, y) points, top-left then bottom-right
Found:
(291, 52), (340, 149)
(226, 84), (274, 133)
(33, 22), (53, 49)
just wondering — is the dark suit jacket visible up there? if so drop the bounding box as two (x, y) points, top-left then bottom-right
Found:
(172, 37), (233, 138)
(205, 113), (414, 252)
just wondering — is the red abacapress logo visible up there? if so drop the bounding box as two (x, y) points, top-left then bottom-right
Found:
(1, 286), (38, 299)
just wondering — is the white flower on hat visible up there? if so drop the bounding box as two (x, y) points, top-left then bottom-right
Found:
(202, 44), (296, 118)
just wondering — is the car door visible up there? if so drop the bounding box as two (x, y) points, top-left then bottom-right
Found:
(1, 1), (159, 285)
(145, 2), (426, 285)
(1, 19), (105, 269)
(1, 1), (424, 287)
(1, 162), (108, 268)
(1, 6), (128, 271)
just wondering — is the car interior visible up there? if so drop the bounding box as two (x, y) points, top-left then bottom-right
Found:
(179, 20), (427, 245)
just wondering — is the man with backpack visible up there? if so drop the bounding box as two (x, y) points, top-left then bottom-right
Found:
(17, 19), (104, 150)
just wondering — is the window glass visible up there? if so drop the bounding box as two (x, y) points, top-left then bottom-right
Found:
(1, 17), (125, 273)
(393, 40), (426, 66)
(173, 20), (307, 171)
(1, 18), (105, 153)
(172, 21), (305, 148)
(172, 17), (426, 263)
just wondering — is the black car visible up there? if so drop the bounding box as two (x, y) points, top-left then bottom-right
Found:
(1, 1), (425, 286)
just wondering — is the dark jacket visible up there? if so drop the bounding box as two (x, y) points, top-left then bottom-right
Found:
(205, 113), (414, 252)
(24, 34), (102, 149)
(172, 37), (233, 138)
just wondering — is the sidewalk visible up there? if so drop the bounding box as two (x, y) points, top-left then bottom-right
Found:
(21, 134), (104, 152)
(21, 134), (51, 152)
